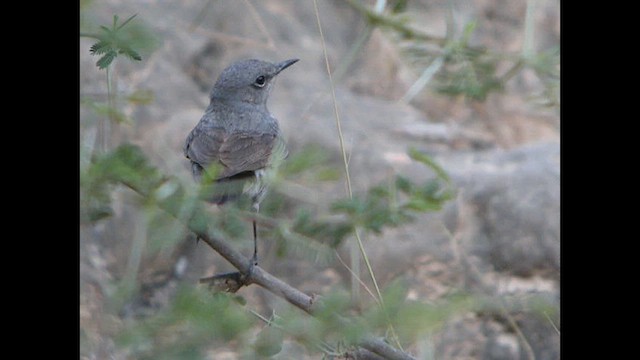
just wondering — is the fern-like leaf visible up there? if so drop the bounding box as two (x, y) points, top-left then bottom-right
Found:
(87, 13), (146, 71)
(96, 50), (117, 69)
(119, 47), (142, 61)
(89, 40), (111, 55)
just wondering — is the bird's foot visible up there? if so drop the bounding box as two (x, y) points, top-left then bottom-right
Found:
(245, 253), (258, 280)
(199, 271), (245, 293)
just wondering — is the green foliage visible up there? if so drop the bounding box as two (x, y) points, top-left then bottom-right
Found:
(80, 144), (249, 247)
(253, 325), (284, 357)
(434, 22), (503, 101)
(331, 150), (454, 235)
(348, 0), (559, 106)
(81, 97), (131, 124)
(280, 143), (341, 181)
(276, 289), (369, 350)
(364, 281), (473, 339)
(526, 46), (560, 108)
(88, 14), (143, 69)
(80, 144), (162, 222)
(82, 144), (163, 195)
(81, 142), (458, 357)
(434, 54), (503, 101)
(402, 21), (504, 101)
(291, 209), (352, 247)
(389, 0), (409, 14)
(115, 287), (252, 359)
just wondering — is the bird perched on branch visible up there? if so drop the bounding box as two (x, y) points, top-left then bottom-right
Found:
(184, 58), (298, 269)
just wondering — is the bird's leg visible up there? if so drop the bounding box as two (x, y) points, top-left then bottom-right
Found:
(246, 203), (259, 279)
(252, 217), (258, 266)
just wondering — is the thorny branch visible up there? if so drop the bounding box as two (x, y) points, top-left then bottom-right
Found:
(191, 220), (416, 360)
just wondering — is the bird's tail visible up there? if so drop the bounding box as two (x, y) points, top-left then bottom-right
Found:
(201, 171), (258, 208)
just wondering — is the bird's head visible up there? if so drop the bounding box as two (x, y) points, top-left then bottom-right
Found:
(210, 58), (299, 105)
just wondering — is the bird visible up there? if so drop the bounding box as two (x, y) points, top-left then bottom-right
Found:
(184, 58), (298, 269)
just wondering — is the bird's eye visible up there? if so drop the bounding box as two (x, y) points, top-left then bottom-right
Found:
(254, 75), (266, 87)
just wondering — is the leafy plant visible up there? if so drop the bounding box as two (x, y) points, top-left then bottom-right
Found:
(81, 10), (159, 157)
(88, 14), (142, 69)
(79, 140), (457, 358)
(346, 0), (560, 107)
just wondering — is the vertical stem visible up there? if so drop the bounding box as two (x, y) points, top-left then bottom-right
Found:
(350, 230), (361, 303)
(313, 0), (404, 351)
(400, 56), (444, 103)
(102, 64), (114, 152)
(108, 208), (148, 313)
(312, 0), (359, 302)
(124, 210), (148, 290)
(522, 0), (537, 59)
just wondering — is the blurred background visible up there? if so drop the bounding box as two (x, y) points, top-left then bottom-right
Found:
(80, 0), (559, 359)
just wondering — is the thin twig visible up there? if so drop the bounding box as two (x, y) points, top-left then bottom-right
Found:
(312, 0), (361, 303)
(543, 311), (560, 335)
(247, 309), (340, 356)
(102, 61), (114, 152)
(335, 250), (380, 303)
(312, 0), (353, 199)
(345, 0), (446, 45)
(400, 56), (444, 103)
(312, 0), (404, 351)
(500, 303), (536, 360)
(79, 32), (102, 40)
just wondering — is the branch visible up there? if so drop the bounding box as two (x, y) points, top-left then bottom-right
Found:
(117, 179), (415, 360)
(193, 221), (415, 360)
(196, 230), (317, 313)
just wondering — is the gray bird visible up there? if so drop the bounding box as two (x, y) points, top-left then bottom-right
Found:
(184, 58), (298, 267)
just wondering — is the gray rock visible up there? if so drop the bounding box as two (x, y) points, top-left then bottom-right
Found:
(441, 141), (560, 277)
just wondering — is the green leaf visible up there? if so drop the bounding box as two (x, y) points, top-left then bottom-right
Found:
(84, 100), (131, 124)
(390, 0), (409, 13)
(115, 287), (252, 358)
(96, 50), (117, 69)
(395, 175), (414, 193)
(281, 144), (331, 175)
(89, 40), (111, 55)
(407, 148), (451, 184)
(126, 89), (155, 105)
(119, 47), (142, 61)
(87, 13), (156, 71)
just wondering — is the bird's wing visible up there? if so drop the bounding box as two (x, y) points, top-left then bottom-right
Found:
(184, 124), (225, 172)
(218, 131), (281, 178)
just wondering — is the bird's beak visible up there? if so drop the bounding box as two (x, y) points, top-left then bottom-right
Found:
(275, 58), (299, 75)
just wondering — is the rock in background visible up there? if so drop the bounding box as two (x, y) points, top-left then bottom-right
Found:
(80, 1), (559, 359)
